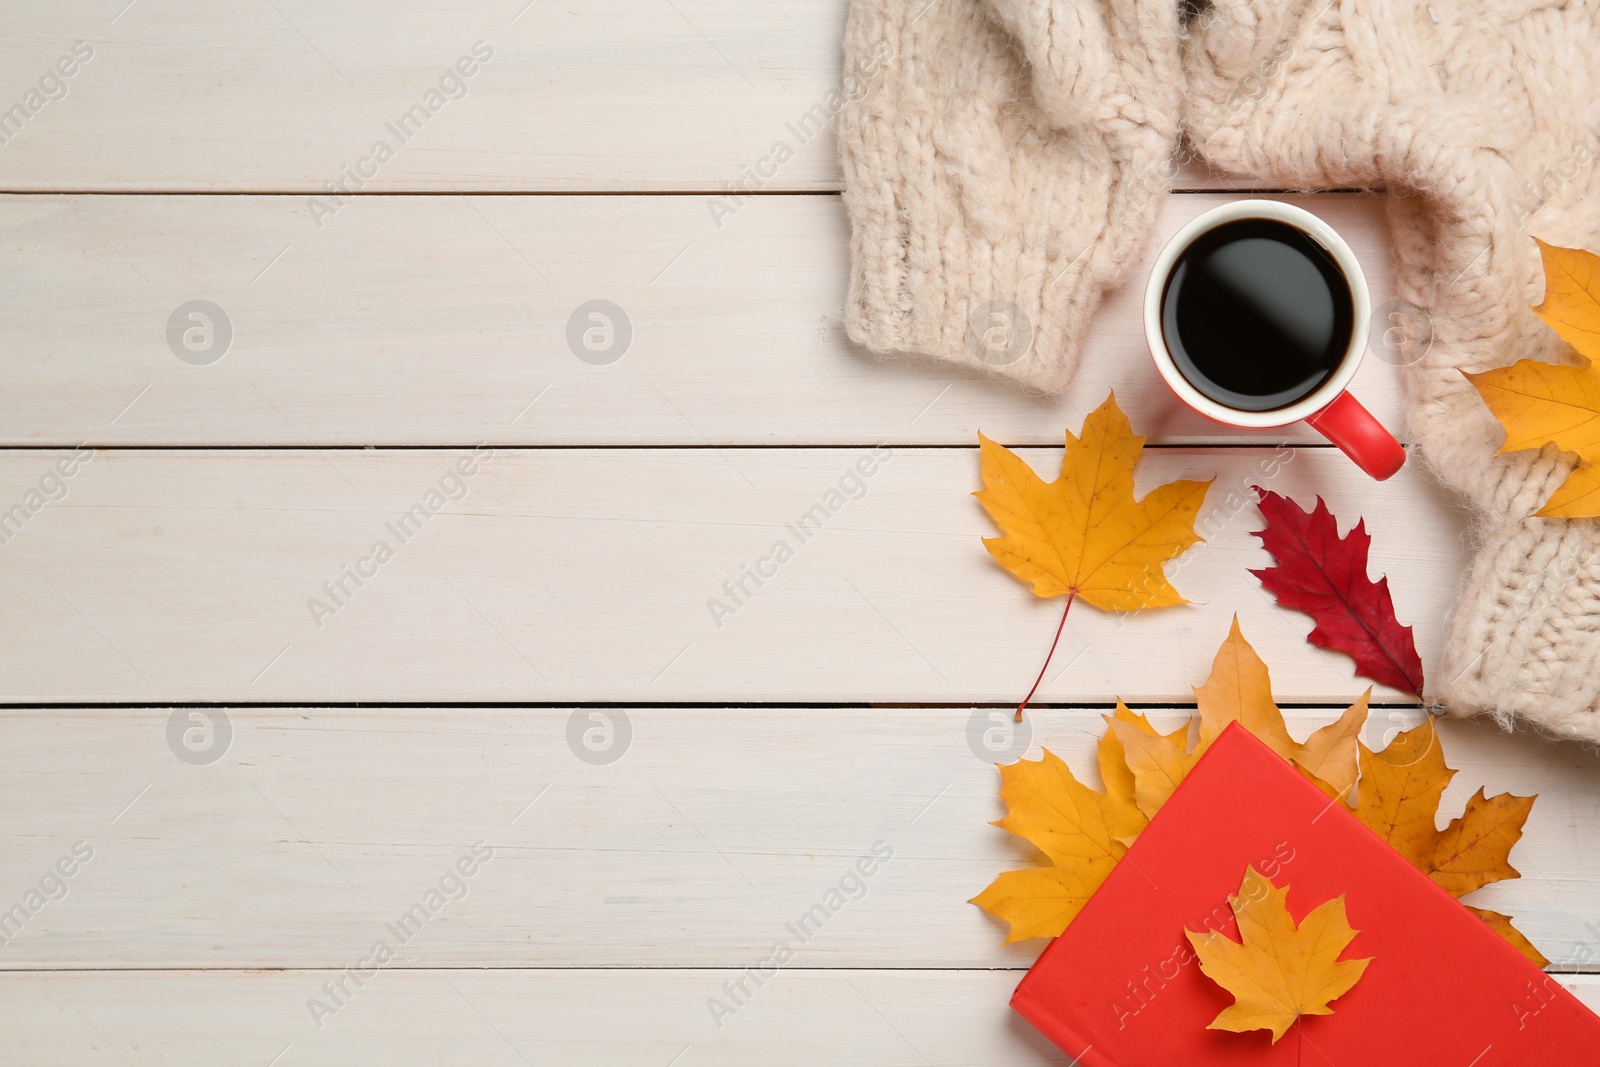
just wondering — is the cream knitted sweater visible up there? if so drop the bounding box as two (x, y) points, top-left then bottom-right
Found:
(840, 0), (1600, 743)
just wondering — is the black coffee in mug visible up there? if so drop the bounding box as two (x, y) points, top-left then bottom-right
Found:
(1159, 218), (1355, 412)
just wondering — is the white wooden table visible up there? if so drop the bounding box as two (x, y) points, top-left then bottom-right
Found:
(0, 3), (1596, 1063)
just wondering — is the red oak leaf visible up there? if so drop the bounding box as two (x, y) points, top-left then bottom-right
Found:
(1249, 486), (1424, 699)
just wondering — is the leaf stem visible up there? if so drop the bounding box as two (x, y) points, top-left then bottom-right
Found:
(1016, 591), (1075, 722)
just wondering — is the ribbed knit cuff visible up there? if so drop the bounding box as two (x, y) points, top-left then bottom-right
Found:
(841, 190), (1133, 394)
(1440, 516), (1600, 744)
(837, 0), (1179, 394)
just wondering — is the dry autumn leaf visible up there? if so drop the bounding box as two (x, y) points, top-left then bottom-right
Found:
(1529, 236), (1600, 358)
(1250, 487), (1425, 699)
(969, 724), (1147, 944)
(973, 623), (1367, 940)
(1107, 706), (1195, 821)
(976, 392), (1210, 715)
(1114, 618), (1370, 812)
(1187, 866), (1372, 1044)
(1543, 461), (1600, 516)
(1468, 906), (1548, 966)
(1465, 239), (1600, 517)
(976, 393), (1211, 609)
(1351, 724), (1544, 964)
(973, 622), (1547, 966)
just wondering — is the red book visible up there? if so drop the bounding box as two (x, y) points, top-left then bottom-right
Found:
(1011, 722), (1600, 1065)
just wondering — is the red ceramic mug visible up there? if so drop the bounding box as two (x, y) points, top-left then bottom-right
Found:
(1142, 199), (1405, 480)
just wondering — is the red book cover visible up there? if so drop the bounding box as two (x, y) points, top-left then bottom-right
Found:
(1011, 723), (1599, 1065)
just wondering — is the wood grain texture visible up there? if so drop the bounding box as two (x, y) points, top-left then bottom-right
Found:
(1, 7), (1587, 1062)
(0, 1), (1259, 193)
(0, 445), (1461, 703)
(0, 191), (1395, 446)
(24, 968), (1593, 1066)
(0, 707), (1594, 970)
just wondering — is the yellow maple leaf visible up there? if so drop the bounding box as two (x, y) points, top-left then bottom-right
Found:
(1196, 619), (1371, 800)
(991, 748), (1145, 862)
(1188, 867), (1372, 1043)
(973, 624), (1544, 963)
(1291, 693), (1370, 800)
(1540, 460), (1600, 517)
(971, 733), (1147, 944)
(975, 392), (1211, 610)
(1096, 702), (1145, 812)
(1107, 702), (1196, 820)
(1465, 360), (1600, 458)
(1113, 619), (1369, 812)
(1194, 617), (1301, 760)
(1463, 239), (1600, 517)
(1530, 237), (1600, 361)
(969, 860), (1122, 948)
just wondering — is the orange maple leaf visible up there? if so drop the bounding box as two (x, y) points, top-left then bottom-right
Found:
(1351, 723), (1545, 964)
(973, 623), (1547, 966)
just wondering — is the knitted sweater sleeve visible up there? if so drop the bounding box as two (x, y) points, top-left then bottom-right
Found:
(837, 0), (1182, 391)
(1184, 0), (1600, 743)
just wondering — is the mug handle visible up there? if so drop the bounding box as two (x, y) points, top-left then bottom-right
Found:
(1304, 390), (1406, 480)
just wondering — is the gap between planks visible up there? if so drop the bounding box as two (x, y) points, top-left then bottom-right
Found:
(0, 446), (1459, 704)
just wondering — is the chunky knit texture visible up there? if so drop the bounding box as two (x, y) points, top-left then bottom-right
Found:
(840, 0), (1600, 742)
(838, 0), (1183, 390)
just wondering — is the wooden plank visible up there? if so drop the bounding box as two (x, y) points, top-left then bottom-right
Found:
(1, 1), (1253, 192)
(0, 445), (1459, 704)
(0, 191), (1396, 446)
(19, 966), (1586, 1065)
(7, 968), (1599, 1065)
(1, 707), (1595, 969)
